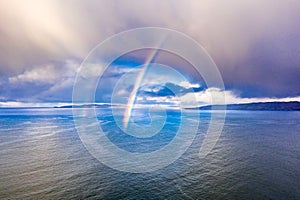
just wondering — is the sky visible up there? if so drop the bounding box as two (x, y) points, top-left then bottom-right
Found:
(0, 0), (300, 107)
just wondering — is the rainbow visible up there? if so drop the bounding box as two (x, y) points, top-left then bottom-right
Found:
(123, 39), (166, 130)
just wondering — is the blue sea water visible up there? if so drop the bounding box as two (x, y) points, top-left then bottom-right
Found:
(0, 108), (299, 199)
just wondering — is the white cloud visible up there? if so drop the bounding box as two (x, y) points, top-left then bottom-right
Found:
(181, 88), (300, 106)
(8, 60), (79, 85)
(137, 95), (179, 105)
(178, 81), (201, 89)
(78, 63), (105, 79)
(0, 101), (64, 107)
(115, 89), (128, 96)
(9, 65), (59, 84)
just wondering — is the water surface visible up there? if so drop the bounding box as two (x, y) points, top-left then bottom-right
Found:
(0, 108), (299, 199)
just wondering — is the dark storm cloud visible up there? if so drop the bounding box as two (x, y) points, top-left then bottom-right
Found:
(219, 24), (300, 98)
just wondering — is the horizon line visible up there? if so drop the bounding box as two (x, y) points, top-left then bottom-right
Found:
(1, 101), (300, 109)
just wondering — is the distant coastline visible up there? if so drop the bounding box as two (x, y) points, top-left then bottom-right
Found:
(54, 103), (112, 109)
(189, 101), (300, 111)
(50, 101), (300, 111)
(1, 101), (300, 111)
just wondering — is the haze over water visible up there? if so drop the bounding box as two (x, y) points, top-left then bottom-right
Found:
(0, 108), (299, 199)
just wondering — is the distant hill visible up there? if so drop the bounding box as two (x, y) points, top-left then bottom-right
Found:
(55, 101), (300, 111)
(196, 101), (300, 111)
(54, 103), (112, 108)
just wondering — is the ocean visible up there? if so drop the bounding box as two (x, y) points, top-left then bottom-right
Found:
(0, 108), (299, 199)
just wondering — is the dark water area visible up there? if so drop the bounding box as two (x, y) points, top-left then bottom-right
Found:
(0, 108), (299, 199)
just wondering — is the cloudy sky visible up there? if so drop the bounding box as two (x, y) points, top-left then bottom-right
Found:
(0, 0), (300, 107)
